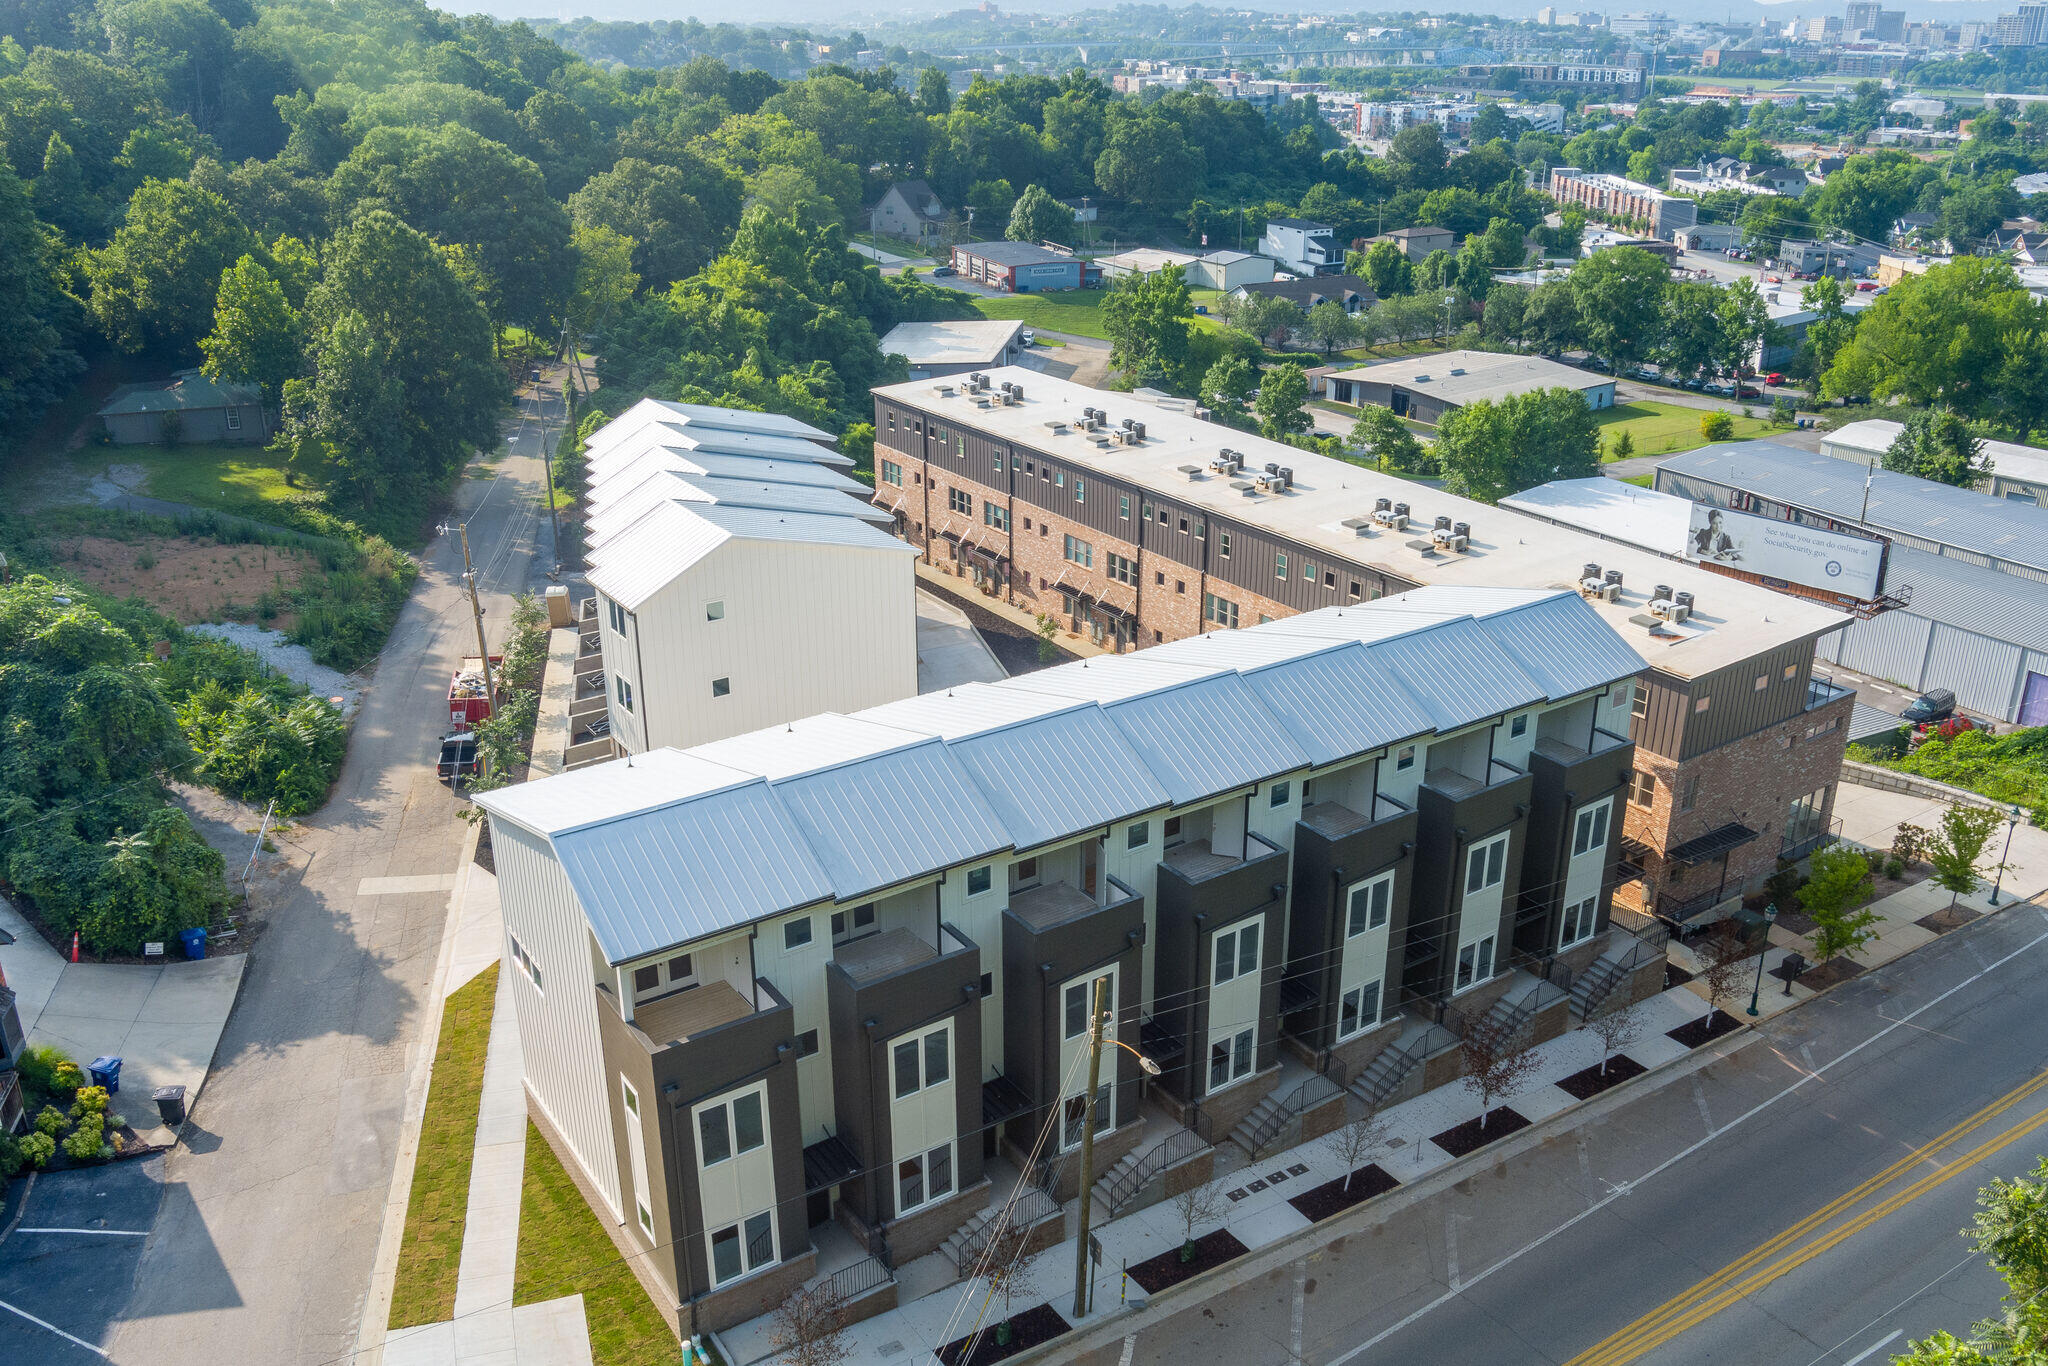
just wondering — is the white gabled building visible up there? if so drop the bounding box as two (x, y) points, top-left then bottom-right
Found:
(576, 400), (918, 757)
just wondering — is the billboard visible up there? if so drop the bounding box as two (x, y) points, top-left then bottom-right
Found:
(1685, 503), (1884, 598)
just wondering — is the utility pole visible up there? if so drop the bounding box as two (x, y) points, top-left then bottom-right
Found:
(1070, 975), (1110, 1321)
(442, 520), (498, 715)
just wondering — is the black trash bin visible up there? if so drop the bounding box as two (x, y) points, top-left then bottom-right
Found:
(153, 1085), (187, 1128)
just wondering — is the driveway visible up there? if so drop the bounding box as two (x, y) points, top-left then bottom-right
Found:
(102, 374), (566, 1364)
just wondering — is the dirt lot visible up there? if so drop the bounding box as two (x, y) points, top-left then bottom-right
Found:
(54, 534), (313, 630)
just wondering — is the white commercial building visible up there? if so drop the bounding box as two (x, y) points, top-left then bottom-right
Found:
(1821, 419), (2048, 507)
(578, 399), (919, 756)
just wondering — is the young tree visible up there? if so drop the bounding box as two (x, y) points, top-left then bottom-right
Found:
(1303, 300), (1359, 356)
(1237, 293), (1305, 349)
(200, 256), (303, 406)
(1609, 428), (1636, 460)
(1323, 1105), (1390, 1193)
(1924, 803), (2007, 914)
(1254, 362), (1312, 439)
(1350, 405), (1428, 471)
(1586, 999), (1643, 1078)
(1006, 184), (1071, 245)
(1714, 277), (1779, 385)
(978, 1221), (1039, 1347)
(769, 1282), (852, 1366)
(86, 179), (259, 353)
(1798, 847), (1879, 965)
(1362, 238), (1412, 298)
(1171, 1177), (1228, 1260)
(1883, 406), (1992, 489)
(1461, 1011), (1541, 1131)
(1101, 264), (1193, 389)
(1698, 921), (1753, 1022)
(1700, 410), (1736, 442)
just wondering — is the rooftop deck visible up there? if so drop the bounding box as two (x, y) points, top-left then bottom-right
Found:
(834, 927), (939, 984)
(632, 980), (754, 1045)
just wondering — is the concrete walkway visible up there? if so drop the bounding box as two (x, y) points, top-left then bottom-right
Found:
(1833, 782), (2048, 908)
(0, 894), (245, 1145)
(722, 984), (1718, 1366)
(381, 866), (595, 1366)
(916, 589), (1008, 692)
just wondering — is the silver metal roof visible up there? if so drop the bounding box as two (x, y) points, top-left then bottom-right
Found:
(479, 588), (1645, 963)
(1879, 545), (2048, 652)
(588, 449), (864, 509)
(1659, 443), (2048, 573)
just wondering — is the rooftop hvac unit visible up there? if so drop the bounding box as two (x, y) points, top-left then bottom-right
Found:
(1453, 521), (1470, 539)
(1655, 584), (1673, 603)
(1130, 421), (1145, 440)
(1279, 466), (1293, 489)
(1431, 526), (1469, 553)
(1674, 590), (1695, 611)
(1122, 416), (1136, 429)
(1435, 515), (1454, 532)
(1372, 504), (1408, 530)
(1011, 384), (1024, 400)
(1582, 578), (1623, 602)
(1604, 568), (1624, 588)
(1394, 502), (1411, 519)
(1583, 562), (1601, 582)
(1264, 461), (1281, 475)
(1376, 497), (1394, 513)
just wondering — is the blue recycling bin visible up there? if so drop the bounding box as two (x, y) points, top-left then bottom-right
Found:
(89, 1055), (122, 1094)
(179, 926), (207, 960)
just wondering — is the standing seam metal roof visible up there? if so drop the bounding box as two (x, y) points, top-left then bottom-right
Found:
(476, 590), (1645, 964)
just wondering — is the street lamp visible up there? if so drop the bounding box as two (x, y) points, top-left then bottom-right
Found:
(1990, 804), (2025, 906)
(1747, 903), (1779, 1016)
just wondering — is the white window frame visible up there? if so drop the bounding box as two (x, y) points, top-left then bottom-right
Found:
(607, 599), (627, 634)
(895, 1140), (956, 1216)
(1455, 935), (1496, 992)
(1061, 1083), (1114, 1150)
(622, 1077), (653, 1239)
(1396, 744), (1416, 772)
(1465, 834), (1509, 896)
(696, 1086), (767, 1169)
(1126, 821), (1149, 851)
(1208, 1026), (1255, 1091)
(224, 406), (242, 431)
(508, 931), (543, 992)
(966, 865), (992, 896)
(1561, 895), (1599, 949)
(1572, 799), (1613, 858)
(1338, 980), (1381, 1040)
(708, 1209), (778, 1286)
(1269, 780), (1291, 809)
(614, 675), (633, 712)
(705, 600), (725, 622)
(892, 1022), (951, 1100)
(1212, 922), (1260, 985)
(783, 916), (813, 951)
(1345, 872), (1394, 938)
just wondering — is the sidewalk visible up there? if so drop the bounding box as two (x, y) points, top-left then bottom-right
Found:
(378, 863), (596, 1366)
(722, 985), (1717, 1366)
(913, 562), (1113, 659)
(1832, 783), (2048, 910)
(916, 589), (1008, 691)
(0, 894), (245, 1145)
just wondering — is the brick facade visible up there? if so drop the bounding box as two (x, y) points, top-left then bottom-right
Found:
(1619, 690), (1853, 916)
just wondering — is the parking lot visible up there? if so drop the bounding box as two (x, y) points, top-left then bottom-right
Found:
(0, 1156), (167, 1362)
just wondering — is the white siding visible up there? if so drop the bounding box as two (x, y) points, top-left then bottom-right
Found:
(489, 820), (624, 1219)
(753, 911), (838, 1143)
(596, 593), (648, 755)
(609, 537), (917, 755)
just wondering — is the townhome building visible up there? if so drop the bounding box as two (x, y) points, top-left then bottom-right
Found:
(1549, 167), (1698, 240)
(869, 368), (1852, 931)
(475, 586), (1651, 1337)
(575, 399), (918, 755)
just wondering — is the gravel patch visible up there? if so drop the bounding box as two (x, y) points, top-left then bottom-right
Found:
(186, 622), (363, 715)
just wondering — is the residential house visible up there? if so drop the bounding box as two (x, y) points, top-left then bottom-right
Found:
(95, 369), (272, 446)
(1259, 217), (1341, 276)
(1326, 350), (1614, 423)
(1230, 274), (1378, 314)
(1368, 225), (1456, 262)
(868, 181), (948, 247)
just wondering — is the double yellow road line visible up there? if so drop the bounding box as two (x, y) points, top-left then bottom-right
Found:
(1568, 1067), (2048, 1366)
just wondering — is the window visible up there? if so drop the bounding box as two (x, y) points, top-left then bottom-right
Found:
(696, 1088), (765, 1166)
(1209, 1027), (1255, 1090)
(1754, 674), (1768, 692)
(1455, 936), (1496, 990)
(897, 1143), (955, 1215)
(956, 436), (965, 458)
(1054, 470), (1064, 487)
(1195, 520), (1207, 540)
(881, 459), (903, 486)
(1783, 663), (1798, 681)
(1561, 896), (1598, 949)
(1220, 531), (1232, 558)
(1681, 774), (1701, 812)
(966, 865), (992, 896)
(1203, 593), (1240, 629)
(633, 964), (660, 994)
(225, 406), (242, 431)
(1465, 834), (1509, 896)
(1303, 559), (1319, 582)
(1631, 682), (1649, 719)
(1142, 500), (1154, 521)
(993, 453), (1004, 473)
(1694, 696), (1711, 714)
(1269, 781), (1291, 808)
(1062, 1085), (1113, 1148)
(979, 972), (993, 998)
(1106, 551), (1137, 586)
(1346, 873), (1393, 937)
(783, 916), (813, 951)
(623, 1078), (652, 1236)
(830, 904), (875, 940)
(1164, 815), (1183, 845)
(608, 599), (627, 633)
(1395, 744), (1416, 772)
(614, 675), (633, 711)
(508, 932), (543, 991)
(711, 677), (730, 698)
(705, 600), (725, 622)
(1350, 581), (1362, 600)
(1074, 477), (1085, 503)
(984, 502), (1009, 531)
(1339, 981), (1381, 1039)
(1276, 552), (1288, 580)
(1610, 685), (1629, 710)
(1120, 494), (1131, 519)
(796, 1028), (820, 1058)
(733, 1090), (765, 1152)
(948, 488), (972, 515)
(1212, 922), (1260, 985)
(1175, 580), (1186, 594)
(1063, 534), (1094, 568)
(1572, 799), (1612, 857)
(1629, 770), (1657, 807)
(709, 1210), (777, 1285)
(1510, 714), (1528, 738)
(1126, 821), (1150, 851)
(1065, 974), (1112, 1039)
(894, 1026), (950, 1101)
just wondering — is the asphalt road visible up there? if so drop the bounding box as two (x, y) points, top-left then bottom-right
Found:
(1067, 903), (2048, 1366)
(99, 376), (565, 1365)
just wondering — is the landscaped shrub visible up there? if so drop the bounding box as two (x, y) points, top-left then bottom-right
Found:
(0, 1134), (24, 1179)
(17, 1133), (55, 1170)
(61, 1112), (107, 1162)
(1880, 727), (2048, 826)
(70, 1085), (109, 1123)
(35, 1105), (66, 1138)
(17, 1044), (82, 1102)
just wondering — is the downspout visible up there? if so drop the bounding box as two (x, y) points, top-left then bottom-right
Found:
(1188, 910), (1209, 1121)
(658, 1084), (699, 1341)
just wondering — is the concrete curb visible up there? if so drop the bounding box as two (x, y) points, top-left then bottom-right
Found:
(351, 815), (487, 1366)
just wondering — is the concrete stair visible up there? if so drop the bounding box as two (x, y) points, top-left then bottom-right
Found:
(1569, 949), (1630, 1020)
(942, 1186), (1058, 1276)
(1348, 1019), (1441, 1111)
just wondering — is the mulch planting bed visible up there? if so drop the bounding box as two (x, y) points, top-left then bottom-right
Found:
(1797, 958), (1867, 991)
(1666, 1008), (1744, 1049)
(1554, 1054), (1648, 1100)
(1429, 1106), (1532, 1158)
(1664, 962), (1694, 990)
(1125, 1229), (1251, 1294)
(1916, 905), (1981, 935)
(1288, 1164), (1400, 1221)
(937, 1303), (1071, 1365)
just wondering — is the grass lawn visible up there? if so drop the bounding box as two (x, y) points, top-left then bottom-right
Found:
(1620, 473), (1654, 487)
(73, 441), (304, 516)
(1596, 401), (1773, 459)
(389, 963), (500, 1329)
(515, 1119), (711, 1365)
(969, 290), (1113, 341)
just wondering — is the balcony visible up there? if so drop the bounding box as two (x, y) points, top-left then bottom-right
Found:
(832, 924), (972, 988)
(1806, 677), (1856, 711)
(1008, 873), (1141, 935)
(604, 974), (793, 1068)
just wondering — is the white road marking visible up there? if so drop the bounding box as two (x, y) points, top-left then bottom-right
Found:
(1324, 924), (2048, 1366)
(1119, 1334), (1137, 1366)
(13, 1227), (147, 1237)
(1692, 1075), (1713, 1130)
(1840, 1330), (1903, 1365)
(1871, 684), (1895, 695)
(0, 1297), (110, 1357)
(1292, 1260), (1309, 1365)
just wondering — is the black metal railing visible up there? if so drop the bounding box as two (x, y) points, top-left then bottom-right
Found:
(1239, 1074), (1343, 1157)
(819, 1255), (891, 1304)
(1780, 816), (1842, 862)
(1099, 1127), (1206, 1218)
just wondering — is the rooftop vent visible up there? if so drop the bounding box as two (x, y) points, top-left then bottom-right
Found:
(1412, 374), (1431, 384)
(1448, 367), (1466, 376)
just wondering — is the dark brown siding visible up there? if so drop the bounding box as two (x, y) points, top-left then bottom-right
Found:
(1678, 638), (1819, 761)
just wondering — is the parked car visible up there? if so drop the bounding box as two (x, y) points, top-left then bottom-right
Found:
(930, 265), (955, 277)
(1765, 373), (1786, 386)
(1857, 281), (1879, 291)
(437, 733), (482, 784)
(1901, 688), (1957, 725)
(1020, 328), (1035, 345)
(1683, 377), (1707, 391)
(1736, 385), (1761, 399)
